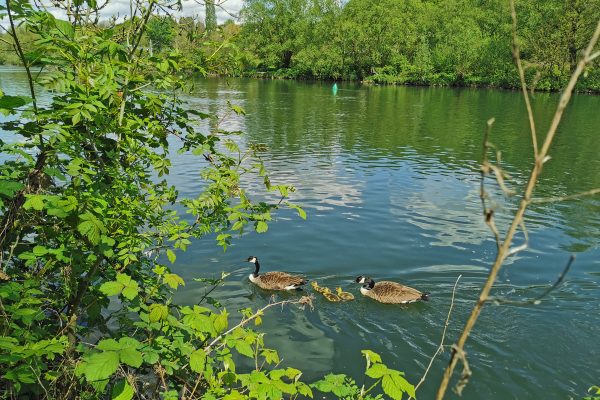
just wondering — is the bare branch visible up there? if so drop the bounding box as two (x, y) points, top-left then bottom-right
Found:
(479, 119), (503, 250)
(452, 344), (472, 396)
(529, 188), (600, 204)
(587, 50), (600, 62)
(410, 275), (461, 399)
(487, 163), (515, 196)
(490, 255), (575, 306)
(510, 0), (538, 158)
(203, 296), (313, 354)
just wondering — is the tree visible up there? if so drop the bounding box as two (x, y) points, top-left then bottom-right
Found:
(205, 0), (217, 33)
(146, 15), (174, 52)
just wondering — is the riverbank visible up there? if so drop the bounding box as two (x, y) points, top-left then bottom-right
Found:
(240, 68), (600, 94)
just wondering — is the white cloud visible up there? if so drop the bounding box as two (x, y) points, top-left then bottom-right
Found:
(0, 0), (243, 25)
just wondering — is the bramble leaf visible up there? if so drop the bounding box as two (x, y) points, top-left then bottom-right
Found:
(148, 304), (168, 322)
(163, 273), (184, 289)
(100, 281), (124, 297)
(365, 363), (388, 379)
(112, 379), (134, 400)
(189, 349), (206, 373)
(256, 221), (268, 233)
(82, 351), (119, 382)
(381, 372), (414, 400)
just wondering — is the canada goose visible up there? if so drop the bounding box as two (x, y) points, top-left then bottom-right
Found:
(336, 287), (354, 301)
(321, 287), (342, 302)
(247, 256), (307, 290)
(355, 276), (429, 304)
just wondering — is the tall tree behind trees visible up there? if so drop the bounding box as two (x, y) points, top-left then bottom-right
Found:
(146, 15), (174, 53)
(206, 0), (217, 33)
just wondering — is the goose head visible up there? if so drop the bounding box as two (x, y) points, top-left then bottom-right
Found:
(355, 275), (370, 284)
(359, 278), (375, 295)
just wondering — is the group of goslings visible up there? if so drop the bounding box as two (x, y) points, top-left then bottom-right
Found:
(246, 256), (429, 304)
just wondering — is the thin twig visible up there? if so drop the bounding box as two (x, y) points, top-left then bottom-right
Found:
(411, 275), (461, 398)
(510, 0), (538, 158)
(490, 255), (575, 305)
(529, 188), (600, 204)
(6, 0), (38, 115)
(203, 296), (312, 354)
(588, 50), (600, 62)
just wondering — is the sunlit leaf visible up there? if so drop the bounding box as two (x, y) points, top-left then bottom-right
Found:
(112, 379), (134, 400)
(82, 351), (119, 382)
(189, 349), (206, 373)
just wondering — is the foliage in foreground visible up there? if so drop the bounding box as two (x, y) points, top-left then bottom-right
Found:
(0, 0), (415, 398)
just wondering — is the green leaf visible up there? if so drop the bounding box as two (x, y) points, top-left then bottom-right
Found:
(0, 94), (32, 111)
(122, 280), (138, 299)
(230, 104), (246, 115)
(235, 340), (254, 358)
(312, 374), (356, 397)
(23, 195), (45, 211)
(112, 379), (134, 400)
(189, 349), (206, 373)
(365, 363), (389, 379)
(166, 249), (176, 264)
(0, 180), (24, 196)
(222, 390), (245, 400)
(82, 351), (120, 382)
(32, 245), (48, 256)
(0, 336), (18, 350)
(148, 304), (168, 322)
(213, 311), (228, 333)
(100, 281), (124, 297)
(231, 220), (245, 231)
(115, 273), (139, 300)
(381, 373), (414, 400)
(163, 273), (184, 289)
(77, 215), (106, 245)
(143, 349), (160, 364)
(118, 338), (142, 368)
(297, 382), (313, 398)
(97, 339), (121, 351)
(362, 349), (382, 367)
(255, 221), (268, 233)
(261, 349), (280, 365)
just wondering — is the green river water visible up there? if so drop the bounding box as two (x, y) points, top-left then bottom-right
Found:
(1, 69), (599, 399)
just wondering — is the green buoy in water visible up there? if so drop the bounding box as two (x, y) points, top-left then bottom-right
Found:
(332, 83), (338, 95)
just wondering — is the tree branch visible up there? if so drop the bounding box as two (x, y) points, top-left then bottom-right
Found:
(410, 275), (461, 399)
(529, 188), (600, 204)
(489, 255), (575, 306)
(203, 296), (313, 354)
(510, 0), (538, 158)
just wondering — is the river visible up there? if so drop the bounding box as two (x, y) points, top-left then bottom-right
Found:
(1, 68), (599, 399)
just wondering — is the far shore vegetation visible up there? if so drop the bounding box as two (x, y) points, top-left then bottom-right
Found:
(1, 0), (599, 92)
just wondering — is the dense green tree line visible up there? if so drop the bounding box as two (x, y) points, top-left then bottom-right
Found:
(238, 0), (600, 90)
(2, 0), (598, 90)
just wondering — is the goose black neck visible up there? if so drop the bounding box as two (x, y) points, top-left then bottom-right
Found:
(253, 260), (260, 276)
(367, 279), (375, 289)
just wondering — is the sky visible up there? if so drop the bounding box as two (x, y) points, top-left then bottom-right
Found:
(0, 0), (244, 25)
